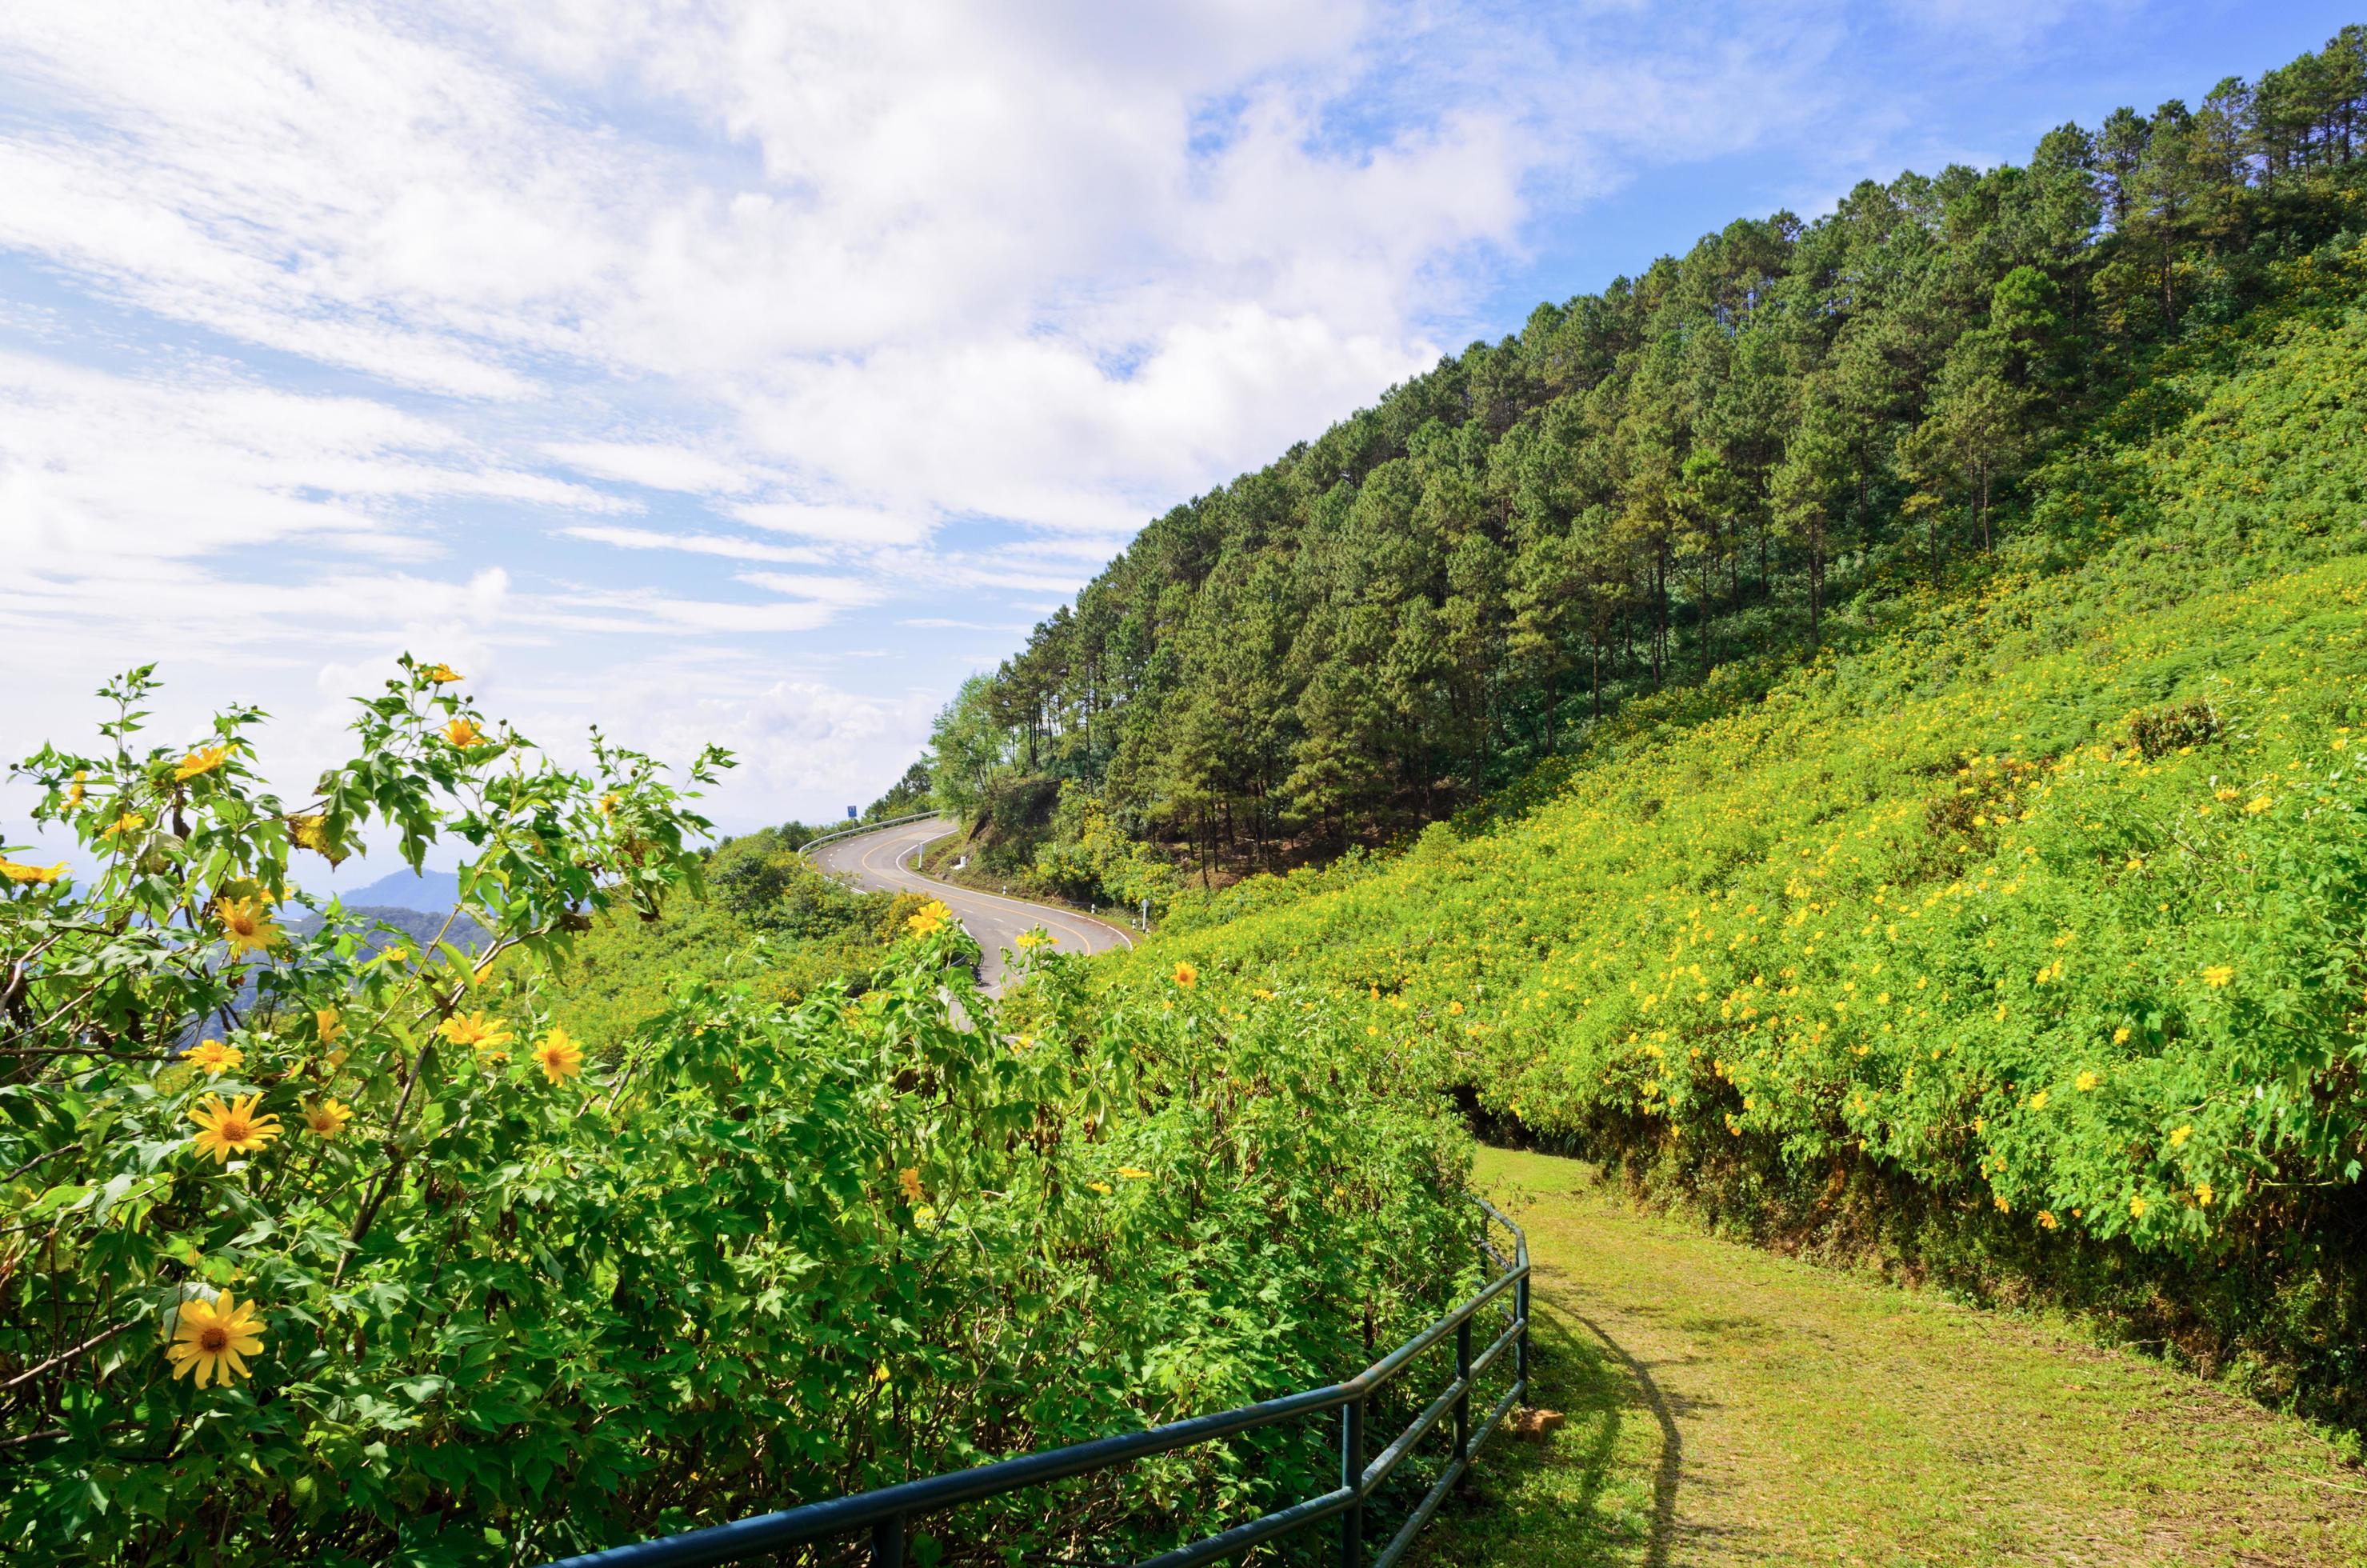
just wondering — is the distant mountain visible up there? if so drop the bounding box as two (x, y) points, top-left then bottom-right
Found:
(186, 905), (489, 1044)
(293, 906), (489, 955)
(338, 866), (463, 913)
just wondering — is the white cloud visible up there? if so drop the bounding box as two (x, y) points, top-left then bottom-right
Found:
(0, 0), (1981, 825)
(729, 502), (935, 547)
(552, 589), (842, 635)
(901, 618), (1036, 632)
(542, 442), (758, 495)
(731, 572), (887, 608)
(559, 526), (829, 564)
(0, 3), (628, 396)
(0, 350), (620, 570)
(506, 668), (942, 826)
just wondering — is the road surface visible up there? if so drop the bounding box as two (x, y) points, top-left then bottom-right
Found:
(808, 817), (1135, 993)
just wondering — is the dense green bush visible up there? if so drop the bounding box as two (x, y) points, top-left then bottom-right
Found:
(0, 666), (1473, 1565)
(1031, 782), (1182, 912)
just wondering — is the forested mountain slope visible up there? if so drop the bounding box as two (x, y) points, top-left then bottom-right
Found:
(929, 27), (2367, 896)
(1100, 236), (2367, 1424)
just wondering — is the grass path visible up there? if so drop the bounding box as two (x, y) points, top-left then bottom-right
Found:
(1412, 1149), (2367, 1566)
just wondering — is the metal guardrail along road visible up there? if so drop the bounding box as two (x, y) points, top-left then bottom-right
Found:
(794, 810), (941, 863)
(547, 1197), (1530, 1568)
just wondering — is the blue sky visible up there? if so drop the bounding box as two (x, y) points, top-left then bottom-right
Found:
(2, 1), (2355, 870)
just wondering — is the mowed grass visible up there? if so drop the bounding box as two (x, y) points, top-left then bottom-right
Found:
(1412, 1147), (2367, 1566)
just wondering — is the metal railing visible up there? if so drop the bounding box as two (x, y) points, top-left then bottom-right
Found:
(546, 1198), (1529, 1568)
(794, 811), (943, 863)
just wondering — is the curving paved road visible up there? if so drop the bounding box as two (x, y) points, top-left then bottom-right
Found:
(809, 817), (1135, 994)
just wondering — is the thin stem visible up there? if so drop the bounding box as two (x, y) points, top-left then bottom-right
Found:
(2, 1318), (136, 1391)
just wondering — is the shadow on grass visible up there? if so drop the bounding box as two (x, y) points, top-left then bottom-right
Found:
(1409, 1294), (1704, 1567)
(1565, 1309), (1683, 1568)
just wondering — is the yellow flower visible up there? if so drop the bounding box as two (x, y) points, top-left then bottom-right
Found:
(422, 662), (462, 685)
(2202, 965), (2233, 989)
(1015, 930), (1051, 950)
(214, 896), (282, 958)
(184, 1039), (243, 1078)
(2029, 1090), (2049, 1110)
(598, 791), (620, 818)
(2193, 1181), (2213, 1206)
(1172, 961), (1197, 990)
(443, 717), (486, 748)
(188, 1093), (282, 1162)
(2129, 1195), (2148, 1218)
(905, 900), (951, 938)
(438, 1010), (515, 1058)
(302, 1098), (354, 1139)
(66, 770), (86, 807)
(898, 1166), (925, 1204)
(533, 1028), (584, 1084)
(1086, 1181), (1112, 1195)
(2112, 1026), (2131, 1046)
(0, 856), (67, 885)
(315, 1007), (344, 1046)
(2075, 1070), (2100, 1092)
(2244, 795), (2271, 815)
(1117, 1166), (1153, 1180)
(166, 1290), (266, 1387)
(100, 812), (147, 840)
(2037, 1210), (2057, 1230)
(2169, 1124), (2193, 1147)
(173, 745), (229, 782)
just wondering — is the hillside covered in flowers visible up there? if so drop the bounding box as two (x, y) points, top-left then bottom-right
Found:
(1114, 230), (2367, 1426)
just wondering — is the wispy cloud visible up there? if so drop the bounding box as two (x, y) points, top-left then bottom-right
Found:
(901, 618), (1036, 632)
(558, 526), (827, 564)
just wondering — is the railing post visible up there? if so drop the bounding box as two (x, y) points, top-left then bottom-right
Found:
(1516, 1269), (1531, 1394)
(1453, 1314), (1472, 1464)
(1340, 1394), (1365, 1568)
(870, 1513), (906, 1567)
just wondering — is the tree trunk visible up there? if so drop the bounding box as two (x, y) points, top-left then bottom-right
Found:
(1976, 458), (1993, 553)
(1657, 556), (1675, 696)
(1809, 540), (1823, 649)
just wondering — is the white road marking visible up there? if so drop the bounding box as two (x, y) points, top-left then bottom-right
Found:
(814, 818), (1136, 994)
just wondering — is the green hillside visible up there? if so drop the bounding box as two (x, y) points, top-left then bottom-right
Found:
(532, 826), (928, 1055)
(928, 27), (2367, 909)
(1094, 231), (2367, 1422)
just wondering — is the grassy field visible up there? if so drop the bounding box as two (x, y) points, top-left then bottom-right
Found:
(1413, 1147), (2367, 1567)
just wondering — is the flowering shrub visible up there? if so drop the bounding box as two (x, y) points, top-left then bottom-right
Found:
(0, 665), (1471, 1563)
